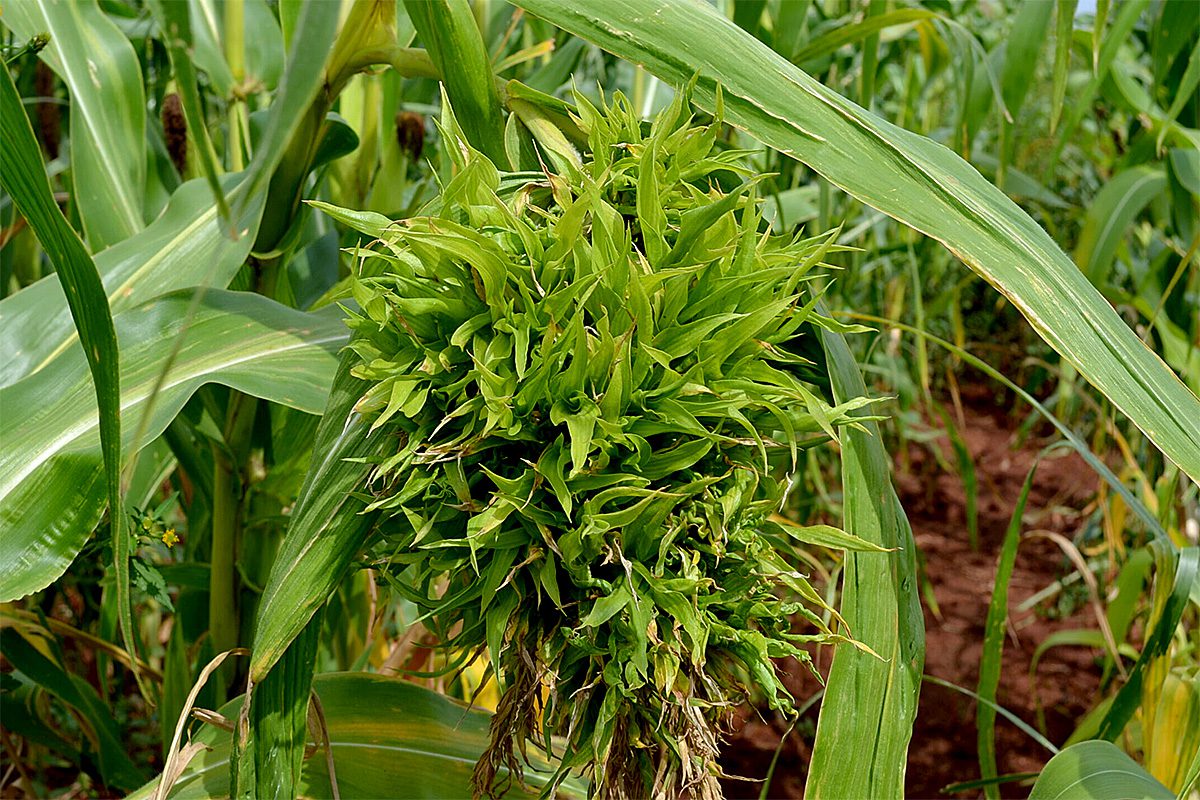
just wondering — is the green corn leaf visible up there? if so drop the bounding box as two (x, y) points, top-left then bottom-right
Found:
(0, 176), (257, 388)
(130, 672), (585, 800)
(791, 8), (938, 65)
(1029, 740), (1173, 800)
(3, 0), (147, 250)
(1050, 0), (1078, 133)
(232, 614), (322, 798)
(2, 0), (349, 391)
(0, 290), (344, 603)
(0, 687), (81, 764)
(0, 60), (136, 693)
(1074, 165), (1167, 285)
(514, 0), (1200, 484)
(1096, 545), (1199, 741)
(1000, 0), (1054, 118)
(805, 321), (924, 798)
(1029, 630), (1134, 685)
(405, 0), (508, 166)
(248, 353), (389, 682)
(771, 0), (812, 62)
(1, 0), (347, 389)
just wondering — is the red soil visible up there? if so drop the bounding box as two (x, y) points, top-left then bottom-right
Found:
(720, 396), (1105, 799)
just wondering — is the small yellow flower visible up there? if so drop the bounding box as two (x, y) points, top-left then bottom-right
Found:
(161, 527), (179, 548)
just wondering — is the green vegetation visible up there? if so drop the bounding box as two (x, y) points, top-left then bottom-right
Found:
(1, 1), (1196, 798)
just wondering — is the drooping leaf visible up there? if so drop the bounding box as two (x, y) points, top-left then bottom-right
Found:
(4, 0), (147, 249)
(0, 290), (344, 602)
(1, 0), (347, 389)
(0, 59), (135, 692)
(0, 176), (257, 388)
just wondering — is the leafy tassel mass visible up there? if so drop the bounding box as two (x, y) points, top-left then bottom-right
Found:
(333, 91), (874, 798)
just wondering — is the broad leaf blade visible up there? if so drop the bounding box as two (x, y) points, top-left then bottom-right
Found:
(514, 0), (1200, 483)
(0, 290), (344, 602)
(805, 324), (924, 798)
(1029, 740), (1173, 800)
(1, 0), (345, 389)
(406, 0), (508, 165)
(234, 615), (323, 798)
(0, 176), (257, 387)
(0, 59), (134, 688)
(4, 0), (147, 249)
(130, 673), (585, 800)
(248, 353), (388, 681)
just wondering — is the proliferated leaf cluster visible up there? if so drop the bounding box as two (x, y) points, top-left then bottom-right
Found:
(334, 91), (873, 799)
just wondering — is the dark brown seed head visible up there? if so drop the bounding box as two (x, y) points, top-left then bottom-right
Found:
(34, 61), (60, 160)
(396, 110), (425, 160)
(162, 93), (188, 176)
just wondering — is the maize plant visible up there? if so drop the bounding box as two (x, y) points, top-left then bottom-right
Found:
(324, 88), (898, 798)
(1, 0), (1197, 798)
